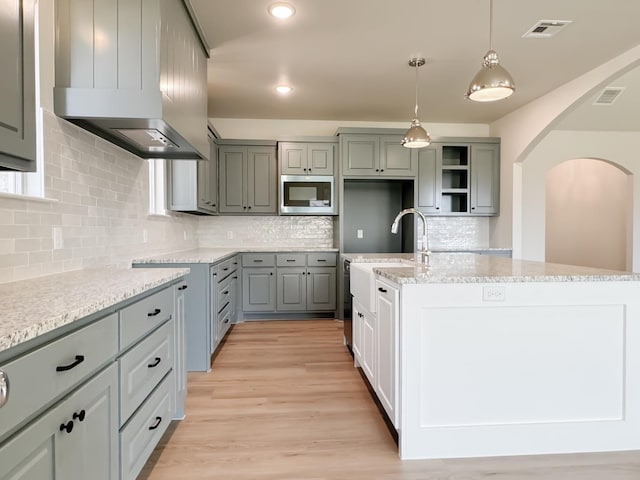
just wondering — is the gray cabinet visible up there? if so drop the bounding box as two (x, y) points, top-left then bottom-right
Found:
(279, 142), (335, 175)
(341, 134), (416, 177)
(470, 143), (500, 215)
(167, 133), (218, 214)
(245, 252), (337, 314)
(0, 0), (36, 172)
(219, 144), (277, 214)
(417, 140), (500, 216)
(0, 364), (119, 480)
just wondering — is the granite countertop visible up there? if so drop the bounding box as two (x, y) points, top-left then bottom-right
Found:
(344, 252), (640, 284)
(0, 267), (189, 353)
(134, 247), (339, 264)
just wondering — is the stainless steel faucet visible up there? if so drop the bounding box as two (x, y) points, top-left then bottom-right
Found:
(391, 208), (431, 265)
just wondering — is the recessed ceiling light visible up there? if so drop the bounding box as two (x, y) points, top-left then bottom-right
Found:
(268, 3), (295, 19)
(275, 85), (293, 95)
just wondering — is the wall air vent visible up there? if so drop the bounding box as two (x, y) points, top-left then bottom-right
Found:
(593, 87), (625, 106)
(522, 20), (572, 38)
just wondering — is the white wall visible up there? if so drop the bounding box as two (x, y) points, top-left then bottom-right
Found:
(545, 159), (630, 271)
(209, 118), (489, 139)
(521, 130), (640, 270)
(490, 44), (640, 253)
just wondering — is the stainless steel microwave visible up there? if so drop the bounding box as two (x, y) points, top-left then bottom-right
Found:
(279, 175), (336, 215)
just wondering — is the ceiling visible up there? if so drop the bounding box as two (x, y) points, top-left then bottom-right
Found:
(189, 0), (640, 127)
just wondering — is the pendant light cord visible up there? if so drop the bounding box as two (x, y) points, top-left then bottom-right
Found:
(489, 0), (493, 50)
(414, 62), (419, 118)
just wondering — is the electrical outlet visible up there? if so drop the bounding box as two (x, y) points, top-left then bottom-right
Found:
(483, 286), (506, 302)
(53, 227), (63, 250)
(357, 229), (364, 239)
(227, 231), (234, 240)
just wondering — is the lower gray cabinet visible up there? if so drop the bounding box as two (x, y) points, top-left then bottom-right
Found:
(242, 252), (336, 315)
(242, 267), (277, 312)
(0, 364), (119, 480)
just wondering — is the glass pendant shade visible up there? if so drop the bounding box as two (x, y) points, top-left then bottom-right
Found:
(466, 50), (515, 101)
(402, 119), (431, 148)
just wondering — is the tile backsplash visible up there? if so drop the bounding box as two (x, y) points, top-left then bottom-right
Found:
(0, 112), (198, 284)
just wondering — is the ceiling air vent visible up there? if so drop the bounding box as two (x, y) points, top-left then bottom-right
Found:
(522, 20), (572, 38)
(593, 87), (625, 106)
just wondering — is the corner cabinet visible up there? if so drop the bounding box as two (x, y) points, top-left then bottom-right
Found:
(218, 142), (278, 214)
(0, 0), (36, 172)
(340, 133), (416, 177)
(167, 131), (218, 215)
(417, 139), (500, 216)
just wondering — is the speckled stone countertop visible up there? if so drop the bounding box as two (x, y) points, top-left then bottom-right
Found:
(0, 267), (189, 353)
(343, 252), (640, 284)
(134, 247), (339, 264)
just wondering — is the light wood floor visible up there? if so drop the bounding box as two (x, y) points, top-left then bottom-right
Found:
(140, 319), (640, 479)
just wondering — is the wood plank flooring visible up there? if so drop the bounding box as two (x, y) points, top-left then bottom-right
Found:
(140, 319), (640, 480)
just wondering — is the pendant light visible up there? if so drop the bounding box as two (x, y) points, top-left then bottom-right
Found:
(465, 0), (515, 102)
(402, 58), (431, 149)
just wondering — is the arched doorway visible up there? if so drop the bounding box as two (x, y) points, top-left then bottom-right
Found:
(545, 158), (631, 270)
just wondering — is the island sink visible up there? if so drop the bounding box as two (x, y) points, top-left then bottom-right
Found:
(350, 262), (411, 312)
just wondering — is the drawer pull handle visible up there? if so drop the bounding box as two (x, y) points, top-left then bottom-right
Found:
(56, 355), (85, 372)
(224, 319), (230, 324)
(253, 259), (263, 263)
(60, 420), (74, 434)
(317, 259), (327, 262)
(223, 290), (229, 295)
(148, 308), (161, 317)
(73, 410), (86, 422)
(147, 357), (161, 368)
(286, 259), (295, 262)
(233, 276), (238, 279)
(378, 287), (388, 293)
(149, 416), (162, 430)
(223, 267), (229, 271)
(0, 371), (8, 408)
(178, 285), (188, 291)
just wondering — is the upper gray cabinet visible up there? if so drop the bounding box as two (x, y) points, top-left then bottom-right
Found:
(340, 133), (416, 177)
(218, 141), (277, 214)
(279, 142), (335, 175)
(54, 0), (209, 161)
(167, 131), (218, 215)
(417, 139), (500, 216)
(0, 0), (36, 172)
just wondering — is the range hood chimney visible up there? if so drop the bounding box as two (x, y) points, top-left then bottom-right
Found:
(54, 0), (210, 161)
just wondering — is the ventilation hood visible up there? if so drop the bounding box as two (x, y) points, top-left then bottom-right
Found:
(54, 0), (210, 161)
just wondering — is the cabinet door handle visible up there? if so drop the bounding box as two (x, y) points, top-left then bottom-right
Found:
(270, 272), (273, 276)
(178, 285), (188, 291)
(223, 267), (229, 271)
(147, 357), (161, 368)
(0, 371), (8, 408)
(73, 410), (86, 422)
(212, 203), (216, 207)
(149, 416), (162, 430)
(60, 420), (74, 434)
(56, 355), (85, 372)
(233, 276), (238, 279)
(378, 287), (388, 293)
(247, 206), (252, 210)
(380, 169), (384, 172)
(147, 308), (161, 317)
(224, 319), (230, 324)
(223, 290), (229, 295)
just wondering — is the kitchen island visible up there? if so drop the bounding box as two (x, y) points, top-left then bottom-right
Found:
(346, 253), (640, 460)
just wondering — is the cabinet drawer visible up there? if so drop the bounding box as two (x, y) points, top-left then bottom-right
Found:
(217, 274), (235, 313)
(119, 320), (173, 426)
(242, 253), (275, 267)
(276, 253), (306, 267)
(120, 371), (174, 480)
(215, 256), (237, 281)
(0, 314), (118, 439)
(307, 252), (337, 267)
(120, 287), (173, 351)
(218, 303), (232, 339)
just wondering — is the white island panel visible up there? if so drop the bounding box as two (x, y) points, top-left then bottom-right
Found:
(400, 281), (640, 460)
